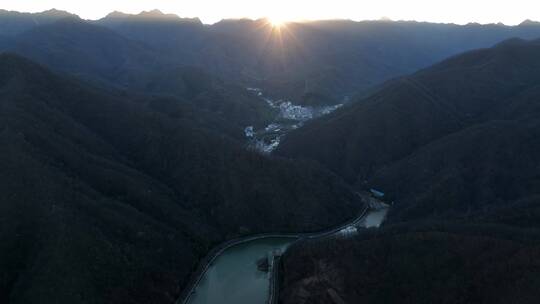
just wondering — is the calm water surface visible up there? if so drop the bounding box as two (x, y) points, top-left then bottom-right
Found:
(186, 207), (388, 304)
(187, 237), (294, 304)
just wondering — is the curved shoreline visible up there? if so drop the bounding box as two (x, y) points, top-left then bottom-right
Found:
(176, 199), (373, 304)
(268, 254), (281, 304)
(176, 234), (300, 304)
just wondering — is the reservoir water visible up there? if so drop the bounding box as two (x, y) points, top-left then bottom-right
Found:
(186, 237), (296, 304)
(184, 205), (388, 304)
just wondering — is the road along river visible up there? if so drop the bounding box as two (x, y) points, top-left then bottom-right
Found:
(180, 196), (388, 304)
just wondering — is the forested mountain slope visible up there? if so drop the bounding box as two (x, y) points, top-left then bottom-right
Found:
(277, 39), (540, 304)
(0, 54), (364, 303)
(278, 38), (540, 222)
(279, 223), (540, 304)
(0, 17), (277, 138)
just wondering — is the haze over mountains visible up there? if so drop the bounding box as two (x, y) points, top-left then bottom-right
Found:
(1, 7), (540, 304)
(3, 9), (540, 105)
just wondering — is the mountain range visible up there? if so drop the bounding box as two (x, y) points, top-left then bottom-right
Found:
(277, 38), (540, 222)
(0, 53), (363, 303)
(2, 8), (540, 304)
(4, 10), (540, 105)
(276, 37), (540, 304)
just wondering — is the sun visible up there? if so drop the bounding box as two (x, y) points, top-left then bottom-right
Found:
(268, 16), (287, 27)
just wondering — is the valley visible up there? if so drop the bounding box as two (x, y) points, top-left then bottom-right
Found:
(244, 87), (343, 153)
(275, 37), (540, 304)
(181, 193), (388, 304)
(1, 7), (540, 304)
(0, 53), (364, 304)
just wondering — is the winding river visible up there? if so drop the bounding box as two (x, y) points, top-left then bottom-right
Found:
(182, 201), (388, 304)
(186, 237), (295, 304)
(180, 90), (386, 304)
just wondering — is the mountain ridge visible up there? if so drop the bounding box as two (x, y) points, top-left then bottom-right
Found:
(5, 9), (540, 105)
(0, 53), (365, 303)
(277, 37), (540, 221)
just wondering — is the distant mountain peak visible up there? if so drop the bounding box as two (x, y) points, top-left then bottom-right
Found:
(140, 9), (165, 16)
(104, 11), (129, 19)
(519, 19), (540, 26)
(138, 9), (179, 20)
(0, 8), (75, 18)
(99, 9), (203, 26)
(40, 8), (72, 16)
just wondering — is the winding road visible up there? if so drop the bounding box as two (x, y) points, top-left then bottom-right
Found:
(177, 192), (388, 304)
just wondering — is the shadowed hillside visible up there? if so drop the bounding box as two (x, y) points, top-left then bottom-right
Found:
(279, 223), (540, 304)
(2, 18), (278, 138)
(2, 8), (540, 304)
(0, 54), (364, 303)
(278, 38), (540, 222)
(276, 38), (540, 304)
(9, 17), (161, 86)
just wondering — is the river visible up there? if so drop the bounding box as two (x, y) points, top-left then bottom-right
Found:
(183, 203), (388, 304)
(185, 237), (295, 304)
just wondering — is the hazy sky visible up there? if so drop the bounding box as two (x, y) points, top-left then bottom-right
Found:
(2, 0), (540, 25)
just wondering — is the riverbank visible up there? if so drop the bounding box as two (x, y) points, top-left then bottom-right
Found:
(268, 199), (388, 304)
(176, 234), (299, 304)
(268, 254), (281, 304)
(176, 191), (386, 304)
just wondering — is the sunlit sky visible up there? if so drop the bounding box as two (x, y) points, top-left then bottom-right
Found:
(2, 0), (540, 25)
